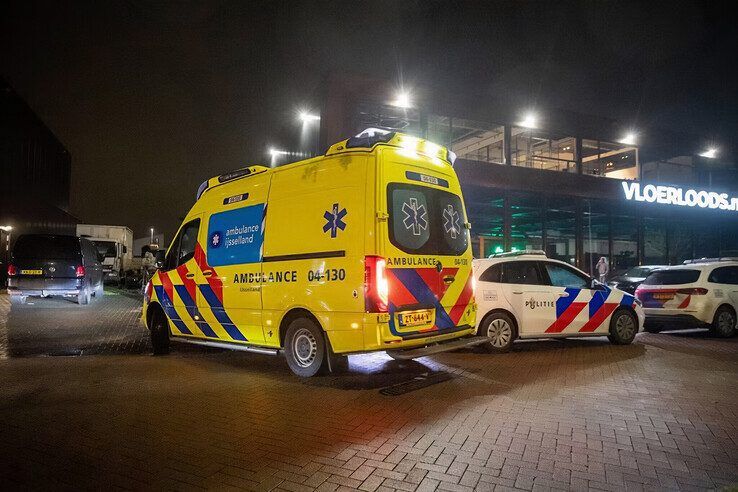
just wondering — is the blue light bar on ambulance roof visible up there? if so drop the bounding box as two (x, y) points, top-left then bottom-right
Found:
(346, 128), (396, 150)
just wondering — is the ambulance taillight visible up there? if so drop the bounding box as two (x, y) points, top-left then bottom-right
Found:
(365, 256), (389, 313)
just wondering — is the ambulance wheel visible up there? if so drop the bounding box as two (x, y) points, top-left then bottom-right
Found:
(77, 285), (91, 305)
(284, 317), (327, 377)
(608, 308), (637, 345)
(710, 305), (736, 338)
(481, 312), (516, 353)
(150, 309), (170, 355)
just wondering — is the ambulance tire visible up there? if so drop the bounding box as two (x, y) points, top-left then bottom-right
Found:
(481, 312), (516, 353)
(150, 309), (170, 355)
(710, 305), (736, 338)
(284, 318), (327, 378)
(608, 308), (638, 345)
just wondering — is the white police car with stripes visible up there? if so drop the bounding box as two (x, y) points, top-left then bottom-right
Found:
(473, 251), (644, 352)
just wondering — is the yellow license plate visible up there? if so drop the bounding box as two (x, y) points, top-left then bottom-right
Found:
(398, 310), (433, 327)
(653, 293), (674, 300)
(21, 269), (43, 275)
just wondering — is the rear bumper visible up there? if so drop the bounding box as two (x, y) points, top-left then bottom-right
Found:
(643, 306), (712, 325)
(644, 313), (709, 329)
(7, 278), (83, 297)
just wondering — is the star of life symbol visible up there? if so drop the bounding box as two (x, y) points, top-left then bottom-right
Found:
(402, 198), (428, 236)
(443, 204), (461, 239)
(209, 231), (222, 248)
(323, 203), (347, 238)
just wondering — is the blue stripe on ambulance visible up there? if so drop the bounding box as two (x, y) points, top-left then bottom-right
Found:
(153, 285), (192, 335)
(198, 284), (248, 341)
(173, 285), (218, 338)
(390, 268), (456, 330)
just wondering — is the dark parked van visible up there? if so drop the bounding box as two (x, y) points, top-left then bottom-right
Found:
(6, 234), (104, 305)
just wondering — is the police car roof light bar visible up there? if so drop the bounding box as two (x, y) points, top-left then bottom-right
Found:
(489, 249), (547, 258)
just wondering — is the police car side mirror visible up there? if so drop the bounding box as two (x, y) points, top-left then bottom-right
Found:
(590, 278), (606, 291)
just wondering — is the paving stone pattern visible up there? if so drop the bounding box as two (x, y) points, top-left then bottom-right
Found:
(0, 291), (736, 490)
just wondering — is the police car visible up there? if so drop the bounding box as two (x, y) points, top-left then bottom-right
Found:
(473, 251), (644, 352)
(636, 258), (738, 337)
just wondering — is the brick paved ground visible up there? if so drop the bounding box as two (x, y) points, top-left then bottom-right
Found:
(0, 291), (736, 491)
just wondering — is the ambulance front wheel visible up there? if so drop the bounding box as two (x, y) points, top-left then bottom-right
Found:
(481, 312), (516, 353)
(284, 317), (327, 377)
(149, 308), (170, 355)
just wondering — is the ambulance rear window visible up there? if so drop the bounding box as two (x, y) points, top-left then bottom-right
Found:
(388, 183), (468, 256)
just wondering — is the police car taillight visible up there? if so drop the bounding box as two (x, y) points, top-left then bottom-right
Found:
(677, 287), (708, 295)
(75, 265), (86, 278)
(7, 264), (17, 276)
(365, 256), (389, 313)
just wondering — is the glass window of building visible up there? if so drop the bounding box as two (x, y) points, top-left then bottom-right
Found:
(643, 217), (667, 265)
(430, 116), (504, 165)
(509, 192), (543, 252)
(667, 220), (693, 265)
(467, 189), (504, 257)
(355, 101), (421, 136)
(611, 207), (638, 275)
(581, 139), (638, 179)
(693, 221), (720, 259)
(511, 128), (576, 172)
(546, 197), (577, 265)
(582, 199), (610, 277)
(720, 221), (738, 257)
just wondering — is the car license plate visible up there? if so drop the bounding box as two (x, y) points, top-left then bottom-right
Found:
(398, 310), (433, 327)
(21, 269), (43, 275)
(653, 292), (674, 300)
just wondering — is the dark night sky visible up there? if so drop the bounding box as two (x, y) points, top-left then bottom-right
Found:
(2, 1), (737, 241)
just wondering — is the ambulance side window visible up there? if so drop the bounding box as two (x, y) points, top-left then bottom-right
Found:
(165, 219), (200, 269)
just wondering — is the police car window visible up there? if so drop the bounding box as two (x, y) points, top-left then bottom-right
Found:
(502, 261), (544, 285)
(708, 266), (738, 285)
(388, 184), (468, 256)
(544, 263), (589, 289)
(177, 219), (200, 265)
(479, 264), (501, 283)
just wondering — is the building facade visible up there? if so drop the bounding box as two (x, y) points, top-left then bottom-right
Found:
(316, 74), (738, 277)
(1, 77), (77, 281)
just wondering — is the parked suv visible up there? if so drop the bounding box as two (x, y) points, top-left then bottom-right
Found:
(636, 259), (738, 337)
(608, 265), (666, 295)
(6, 234), (104, 305)
(473, 251), (644, 352)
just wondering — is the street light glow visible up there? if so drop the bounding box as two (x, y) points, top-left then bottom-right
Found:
(519, 112), (538, 129)
(298, 111), (320, 123)
(699, 148), (718, 159)
(0, 225), (12, 232)
(391, 91), (412, 108)
(619, 132), (637, 145)
(269, 148), (290, 157)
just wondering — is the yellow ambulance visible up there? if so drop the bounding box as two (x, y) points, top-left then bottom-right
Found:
(143, 129), (478, 376)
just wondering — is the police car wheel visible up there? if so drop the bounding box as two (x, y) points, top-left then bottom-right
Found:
(711, 306), (736, 338)
(481, 313), (516, 353)
(608, 309), (637, 345)
(284, 318), (326, 377)
(150, 310), (170, 355)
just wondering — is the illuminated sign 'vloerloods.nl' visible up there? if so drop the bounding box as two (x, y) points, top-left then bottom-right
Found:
(622, 182), (738, 211)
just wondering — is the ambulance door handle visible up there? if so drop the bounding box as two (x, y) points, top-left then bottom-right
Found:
(512, 291), (523, 295)
(185, 273), (195, 279)
(202, 270), (213, 277)
(558, 292), (570, 297)
(443, 275), (455, 285)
